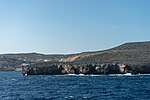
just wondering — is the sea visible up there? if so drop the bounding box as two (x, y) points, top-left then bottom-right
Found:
(0, 72), (150, 100)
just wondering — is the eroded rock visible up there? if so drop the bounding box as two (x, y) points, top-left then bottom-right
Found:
(22, 62), (150, 75)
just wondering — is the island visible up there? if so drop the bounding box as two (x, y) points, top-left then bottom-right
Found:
(0, 41), (150, 75)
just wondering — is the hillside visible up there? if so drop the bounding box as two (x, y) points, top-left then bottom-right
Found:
(0, 53), (67, 71)
(0, 41), (149, 71)
(72, 41), (150, 64)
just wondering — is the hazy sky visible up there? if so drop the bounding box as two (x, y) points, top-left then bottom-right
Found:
(0, 0), (150, 54)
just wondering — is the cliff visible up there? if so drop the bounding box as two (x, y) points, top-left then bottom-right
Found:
(22, 62), (150, 75)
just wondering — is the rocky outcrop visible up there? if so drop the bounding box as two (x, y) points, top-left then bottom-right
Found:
(22, 62), (150, 75)
(22, 64), (63, 75)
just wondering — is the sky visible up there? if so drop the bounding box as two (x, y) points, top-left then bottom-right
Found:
(0, 0), (150, 54)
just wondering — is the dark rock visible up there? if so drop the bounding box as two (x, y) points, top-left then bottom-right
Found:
(22, 62), (150, 75)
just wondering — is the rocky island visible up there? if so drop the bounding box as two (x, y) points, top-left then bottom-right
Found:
(0, 41), (150, 75)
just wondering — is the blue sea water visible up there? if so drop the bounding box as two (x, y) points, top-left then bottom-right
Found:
(0, 72), (150, 100)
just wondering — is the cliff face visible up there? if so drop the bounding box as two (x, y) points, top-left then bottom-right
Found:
(22, 62), (150, 75)
(22, 63), (126, 75)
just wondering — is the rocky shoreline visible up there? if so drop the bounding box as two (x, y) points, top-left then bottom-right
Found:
(22, 62), (150, 75)
(0, 41), (149, 72)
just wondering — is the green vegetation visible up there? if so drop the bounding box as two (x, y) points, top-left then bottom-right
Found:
(75, 41), (150, 64)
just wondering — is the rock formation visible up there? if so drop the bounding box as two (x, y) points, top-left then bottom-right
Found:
(22, 62), (150, 75)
